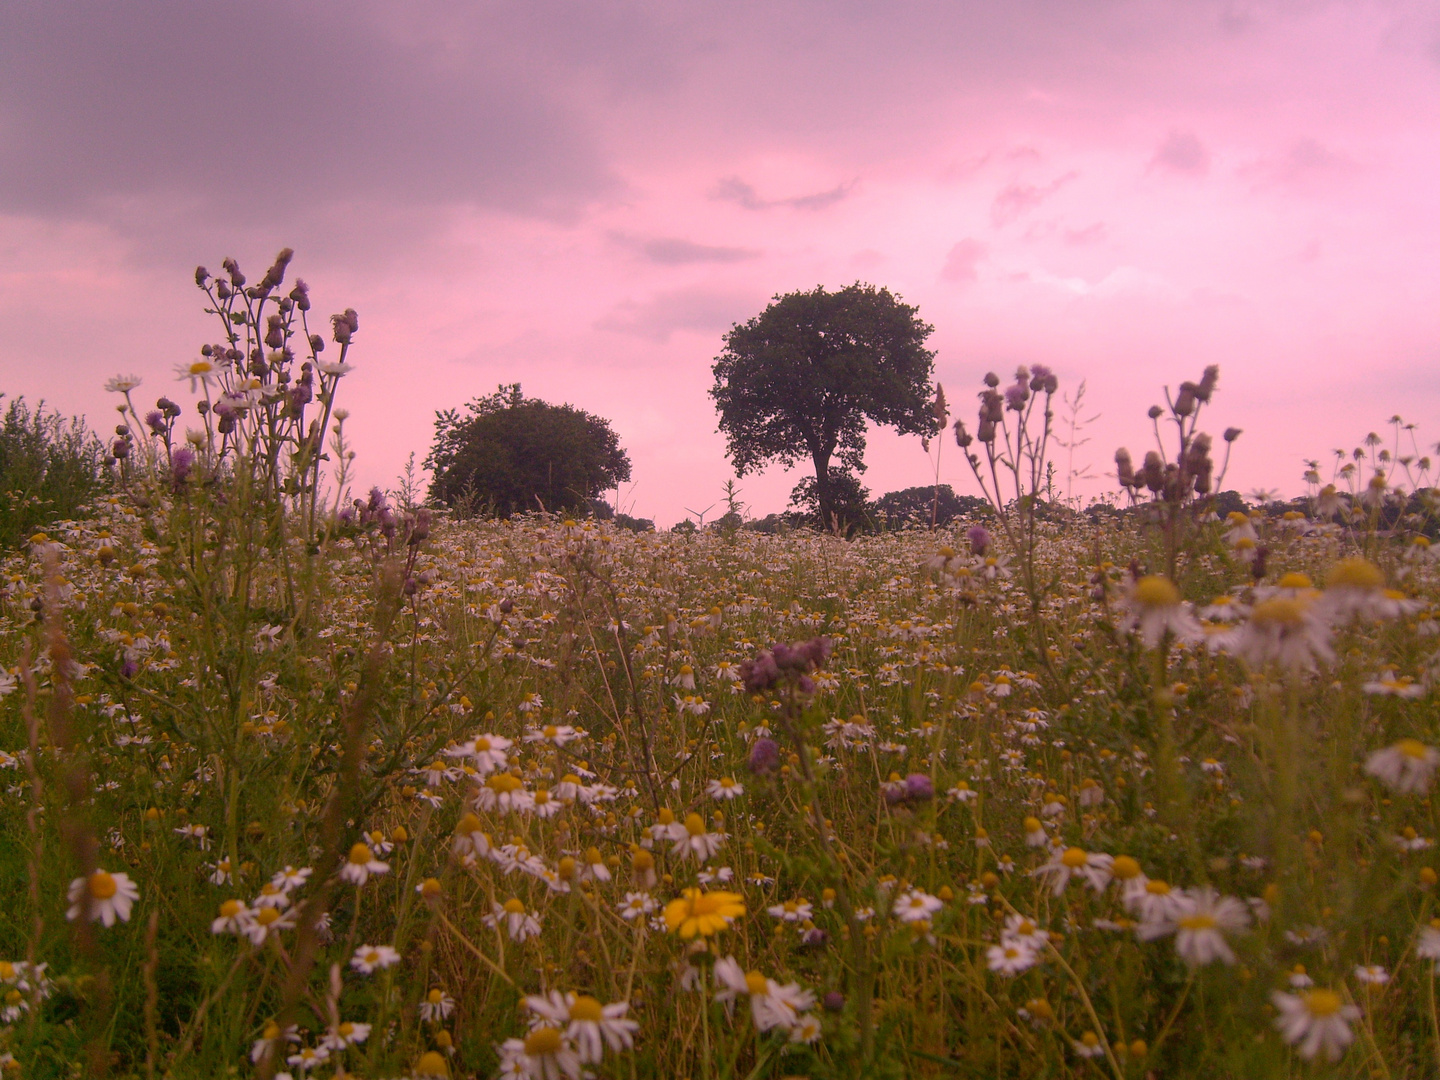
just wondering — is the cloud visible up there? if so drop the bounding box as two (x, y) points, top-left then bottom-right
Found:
(1239, 137), (1361, 190)
(1064, 222), (1107, 246)
(594, 287), (758, 342)
(990, 172), (1078, 226)
(1150, 130), (1210, 176)
(0, 2), (618, 228)
(710, 176), (857, 211)
(940, 238), (988, 283)
(609, 233), (761, 264)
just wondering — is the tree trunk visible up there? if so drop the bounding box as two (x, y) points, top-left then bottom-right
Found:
(811, 450), (834, 533)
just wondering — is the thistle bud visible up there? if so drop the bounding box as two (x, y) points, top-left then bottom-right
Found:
(1173, 382), (1196, 417)
(1196, 364), (1219, 403)
(1148, 405), (1163, 420)
(1223, 427), (1242, 443)
(195, 266), (210, 286)
(984, 371), (999, 388)
(953, 419), (972, 448)
(222, 257), (245, 288)
(1115, 447), (1135, 488)
(265, 315), (286, 350)
(309, 333), (325, 353)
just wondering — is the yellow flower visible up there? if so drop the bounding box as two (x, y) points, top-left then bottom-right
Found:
(663, 888), (745, 938)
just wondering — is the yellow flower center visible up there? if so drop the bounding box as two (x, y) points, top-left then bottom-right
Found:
(658, 808), (675, 826)
(88, 871), (118, 899)
(348, 843), (374, 865)
(428, 988), (445, 1004)
(0, 962), (13, 981)
(220, 900), (244, 918)
(415, 1050), (451, 1077)
(745, 971), (770, 996)
(543, 725), (559, 738)
(338, 1022), (355, 1037)
(1249, 597), (1307, 627)
(503, 898), (526, 915)
(456, 813), (483, 835)
(1304, 989), (1343, 1017)
(1060, 847), (1089, 869)
(1017, 920), (1036, 935)
(256, 907), (280, 926)
(1277, 572), (1313, 589)
(562, 774), (581, 787)
(188, 360), (213, 375)
(1111, 856), (1142, 880)
(1146, 880), (1171, 896)
(1178, 913), (1216, 931)
(1326, 557), (1383, 591)
(475, 737), (491, 751)
(1134, 576), (1181, 607)
(685, 813), (707, 837)
(524, 1026), (563, 1055)
(569, 995), (604, 1022)
(1023, 817), (1042, 833)
(1399, 739), (1430, 760)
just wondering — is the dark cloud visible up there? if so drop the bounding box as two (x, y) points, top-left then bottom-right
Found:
(594, 287), (759, 342)
(710, 176), (857, 211)
(609, 233), (761, 264)
(990, 172), (1078, 226)
(0, 2), (620, 226)
(1151, 130), (1211, 176)
(940, 238), (988, 283)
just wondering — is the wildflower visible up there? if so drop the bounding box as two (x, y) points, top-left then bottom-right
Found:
(104, 374), (143, 394)
(452, 812), (492, 858)
(1122, 575), (1202, 648)
(893, 889), (944, 923)
(243, 905), (296, 946)
(286, 1044), (330, 1071)
(1364, 739), (1440, 795)
(671, 813), (726, 862)
(211, 899), (253, 935)
(253, 881), (291, 910)
(350, 944), (402, 974)
(618, 892), (657, 920)
(1271, 989), (1360, 1062)
(707, 776), (745, 800)
(321, 1021), (371, 1050)
(486, 899), (542, 942)
(789, 1013), (823, 1044)
(664, 888), (746, 938)
(713, 956), (815, 1032)
(1031, 847), (1113, 896)
(499, 1026), (583, 1080)
(948, 781), (979, 803)
(415, 1049), (452, 1078)
(447, 733), (511, 773)
(66, 869), (140, 926)
(339, 844), (390, 888)
(579, 847), (611, 882)
(1072, 1031), (1106, 1059)
(1228, 595), (1334, 670)
(1002, 914), (1051, 950)
(1416, 919), (1440, 968)
(1320, 557), (1406, 623)
(250, 1021), (300, 1064)
(525, 990), (639, 1063)
(420, 988), (456, 1022)
(526, 723), (579, 746)
(1363, 670), (1425, 697)
(1167, 887), (1250, 965)
(986, 940), (1039, 976)
(767, 898), (814, 922)
(174, 358), (217, 392)
(475, 773), (535, 814)
(1023, 817), (1047, 847)
(271, 865), (312, 891)
(1354, 964), (1389, 985)
(1289, 965), (1314, 988)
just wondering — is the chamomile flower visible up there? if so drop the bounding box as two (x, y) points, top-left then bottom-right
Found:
(1271, 989), (1360, 1062)
(1031, 848), (1114, 896)
(707, 777), (745, 800)
(1364, 739), (1440, 794)
(670, 813), (726, 862)
(419, 988), (456, 1022)
(485, 899), (542, 942)
(986, 940), (1039, 976)
(524, 990), (639, 1063)
(767, 898), (814, 922)
(339, 843), (389, 886)
(211, 899), (253, 935)
(66, 869), (140, 926)
(893, 889), (944, 923)
(1169, 887), (1250, 966)
(1122, 575), (1202, 648)
(712, 957), (815, 1032)
(349, 944), (402, 974)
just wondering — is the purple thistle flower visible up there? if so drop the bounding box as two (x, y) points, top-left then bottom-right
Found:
(747, 738), (781, 775)
(966, 525), (991, 556)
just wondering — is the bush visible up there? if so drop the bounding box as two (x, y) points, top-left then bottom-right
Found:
(426, 384), (631, 518)
(872, 484), (992, 529)
(0, 395), (108, 548)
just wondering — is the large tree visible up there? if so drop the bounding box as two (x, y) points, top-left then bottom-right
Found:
(710, 283), (936, 530)
(426, 384), (631, 517)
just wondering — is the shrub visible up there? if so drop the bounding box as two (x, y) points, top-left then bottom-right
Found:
(0, 395), (108, 549)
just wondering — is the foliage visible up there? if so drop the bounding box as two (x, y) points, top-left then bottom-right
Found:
(426, 384), (631, 518)
(711, 283), (936, 531)
(872, 484), (992, 529)
(0, 396), (108, 550)
(788, 468), (873, 534)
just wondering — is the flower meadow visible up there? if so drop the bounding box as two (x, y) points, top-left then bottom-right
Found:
(3, 257), (1440, 1079)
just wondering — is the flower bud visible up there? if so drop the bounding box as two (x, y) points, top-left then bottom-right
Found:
(195, 266), (210, 286)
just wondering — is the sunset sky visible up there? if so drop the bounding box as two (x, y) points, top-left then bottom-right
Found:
(2, 1), (1438, 525)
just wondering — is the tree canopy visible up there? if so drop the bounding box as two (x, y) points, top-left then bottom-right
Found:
(425, 384), (631, 518)
(710, 283), (936, 530)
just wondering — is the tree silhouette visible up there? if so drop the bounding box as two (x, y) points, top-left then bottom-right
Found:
(711, 284), (935, 530)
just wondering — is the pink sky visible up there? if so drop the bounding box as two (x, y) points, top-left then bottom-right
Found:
(2, 1), (1438, 525)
